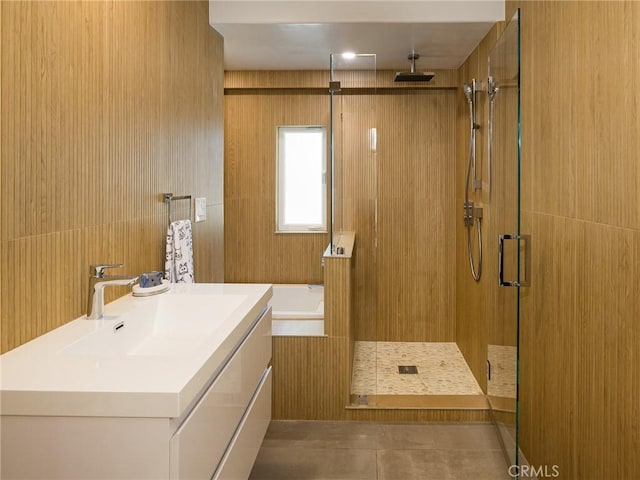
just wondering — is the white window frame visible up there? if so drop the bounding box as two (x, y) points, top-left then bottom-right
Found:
(276, 125), (327, 233)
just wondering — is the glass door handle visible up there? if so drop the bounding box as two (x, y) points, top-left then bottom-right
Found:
(498, 234), (531, 287)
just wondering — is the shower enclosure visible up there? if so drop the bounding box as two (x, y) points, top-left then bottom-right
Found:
(329, 53), (483, 406)
(487, 9), (525, 472)
(326, 22), (525, 467)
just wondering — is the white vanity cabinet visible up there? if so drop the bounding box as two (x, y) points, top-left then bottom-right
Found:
(0, 284), (272, 480)
(170, 308), (272, 479)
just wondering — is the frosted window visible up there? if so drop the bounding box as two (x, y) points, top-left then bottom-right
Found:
(276, 126), (327, 232)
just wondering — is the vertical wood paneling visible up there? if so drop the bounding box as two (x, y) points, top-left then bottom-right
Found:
(0, 0), (4, 352)
(224, 92), (330, 284)
(454, 1), (640, 477)
(573, 223), (639, 480)
(0, 1), (224, 353)
(323, 256), (352, 338)
(228, 71), (459, 418)
(225, 70), (329, 89)
(332, 89), (458, 343)
(338, 95), (378, 341)
(455, 24), (503, 394)
(375, 92), (456, 342)
(225, 72), (458, 345)
(575, 2), (640, 230)
(519, 214), (578, 479)
(271, 336), (351, 420)
(271, 237), (354, 421)
(527, 1), (578, 220)
(515, 1), (640, 478)
(345, 409), (490, 423)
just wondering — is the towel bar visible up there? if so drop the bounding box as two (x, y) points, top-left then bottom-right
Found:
(163, 193), (192, 224)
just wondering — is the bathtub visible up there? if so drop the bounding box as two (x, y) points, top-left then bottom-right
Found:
(271, 284), (324, 336)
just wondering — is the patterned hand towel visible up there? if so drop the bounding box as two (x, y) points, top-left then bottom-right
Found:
(165, 219), (194, 283)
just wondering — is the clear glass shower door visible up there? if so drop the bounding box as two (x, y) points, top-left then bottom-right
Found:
(329, 53), (379, 401)
(487, 9), (524, 474)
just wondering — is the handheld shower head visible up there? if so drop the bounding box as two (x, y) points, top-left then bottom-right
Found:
(463, 83), (473, 104)
(488, 76), (499, 102)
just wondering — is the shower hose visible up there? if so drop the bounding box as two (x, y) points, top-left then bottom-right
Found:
(464, 98), (482, 282)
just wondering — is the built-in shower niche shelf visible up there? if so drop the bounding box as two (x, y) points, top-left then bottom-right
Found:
(323, 231), (355, 258)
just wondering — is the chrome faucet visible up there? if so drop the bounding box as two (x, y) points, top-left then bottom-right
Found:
(87, 264), (138, 320)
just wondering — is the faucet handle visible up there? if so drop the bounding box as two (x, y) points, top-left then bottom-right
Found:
(90, 263), (123, 278)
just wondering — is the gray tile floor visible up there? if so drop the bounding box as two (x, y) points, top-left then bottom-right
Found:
(250, 421), (512, 480)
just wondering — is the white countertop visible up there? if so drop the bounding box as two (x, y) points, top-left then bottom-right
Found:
(0, 283), (271, 419)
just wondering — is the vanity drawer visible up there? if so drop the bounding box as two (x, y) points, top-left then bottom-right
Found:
(170, 309), (271, 480)
(213, 366), (272, 480)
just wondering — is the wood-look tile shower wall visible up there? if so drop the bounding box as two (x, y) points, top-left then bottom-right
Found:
(514, 2), (640, 478)
(0, 1), (224, 353)
(224, 86), (329, 285)
(374, 91), (457, 342)
(224, 72), (457, 342)
(455, 23), (505, 395)
(455, 1), (640, 477)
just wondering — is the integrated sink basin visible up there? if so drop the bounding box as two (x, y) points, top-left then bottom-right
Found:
(0, 283), (272, 418)
(0, 283), (273, 480)
(64, 294), (248, 357)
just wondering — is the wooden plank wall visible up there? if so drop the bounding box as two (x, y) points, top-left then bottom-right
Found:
(455, 1), (640, 477)
(0, 0), (3, 354)
(224, 71), (457, 343)
(375, 90), (457, 342)
(335, 94), (378, 341)
(271, 241), (353, 420)
(271, 335), (351, 419)
(509, 1), (640, 478)
(271, 233), (489, 422)
(455, 23), (505, 395)
(0, 1), (224, 353)
(224, 86), (329, 284)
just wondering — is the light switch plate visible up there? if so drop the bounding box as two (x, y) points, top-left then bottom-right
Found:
(195, 197), (207, 222)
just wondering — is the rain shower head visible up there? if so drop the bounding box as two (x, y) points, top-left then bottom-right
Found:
(394, 71), (435, 82)
(394, 53), (435, 83)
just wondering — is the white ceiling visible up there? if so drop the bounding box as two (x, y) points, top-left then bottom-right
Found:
(210, 1), (505, 71)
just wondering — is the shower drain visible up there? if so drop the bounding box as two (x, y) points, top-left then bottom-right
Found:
(398, 365), (418, 374)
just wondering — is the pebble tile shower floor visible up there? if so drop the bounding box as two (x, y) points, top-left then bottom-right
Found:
(351, 342), (483, 396)
(249, 421), (511, 480)
(487, 344), (517, 398)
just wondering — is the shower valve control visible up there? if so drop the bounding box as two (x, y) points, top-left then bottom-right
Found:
(463, 202), (483, 226)
(463, 202), (473, 226)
